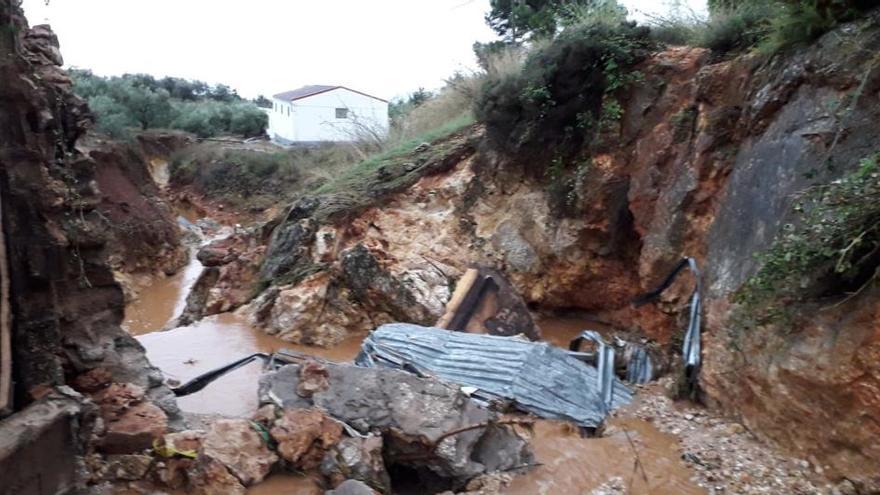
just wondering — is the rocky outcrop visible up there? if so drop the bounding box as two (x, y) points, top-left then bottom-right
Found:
(177, 230), (267, 325)
(0, 5), (181, 491)
(246, 12), (880, 490)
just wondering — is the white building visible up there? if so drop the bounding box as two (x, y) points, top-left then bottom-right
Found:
(267, 85), (389, 144)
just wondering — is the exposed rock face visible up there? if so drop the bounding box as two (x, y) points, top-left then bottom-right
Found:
(246, 271), (371, 347)
(247, 13), (880, 489)
(83, 133), (188, 281)
(259, 363), (534, 488)
(0, 4), (179, 421)
(178, 230), (266, 325)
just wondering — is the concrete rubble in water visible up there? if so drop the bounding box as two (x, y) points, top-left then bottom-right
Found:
(259, 360), (534, 490)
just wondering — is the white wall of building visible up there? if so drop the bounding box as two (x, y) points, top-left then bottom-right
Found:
(268, 88), (389, 144)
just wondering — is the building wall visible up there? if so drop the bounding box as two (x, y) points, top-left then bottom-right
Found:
(268, 88), (389, 143)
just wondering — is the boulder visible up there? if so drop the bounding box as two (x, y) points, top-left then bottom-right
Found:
(91, 383), (168, 454)
(101, 402), (168, 454)
(103, 454), (153, 481)
(252, 272), (371, 347)
(270, 408), (343, 470)
(260, 363), (533, 487)
(321, 435), (390, 494)
(201, 419), (277, 486)
(326, 479), (379, 495)
(187, 457), (246, 495)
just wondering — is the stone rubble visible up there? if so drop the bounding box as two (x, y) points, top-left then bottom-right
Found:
(624, 380), (850, 495)
(200, 419), (278, 486)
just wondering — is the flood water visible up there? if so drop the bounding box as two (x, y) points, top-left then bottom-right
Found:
(123, 253), (203, 336)
(127, 247), (363, 417)
(535, 314), (613, 348)
(508, 417), (703, 494)
(125, 231), (702, 493)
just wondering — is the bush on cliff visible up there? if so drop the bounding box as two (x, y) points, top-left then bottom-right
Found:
(474, 19), (653, 160)
(736, 153), (880, 322)
(650, 0), (876, 54)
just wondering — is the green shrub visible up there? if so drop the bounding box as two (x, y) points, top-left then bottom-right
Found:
(759, 0), (872, 52)
(697, 3), (775, 53)
(735, 153), (880, 321)
(474, 20), (653, 160)
(651, 0), (874, 54)
(647, 2), (776, 54)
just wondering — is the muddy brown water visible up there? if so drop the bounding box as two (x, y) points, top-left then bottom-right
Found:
(508, 417), (704, 494)
(127, 253), (363, 417)
(126, 249), (703, 493)
(123, 253), (203, 336)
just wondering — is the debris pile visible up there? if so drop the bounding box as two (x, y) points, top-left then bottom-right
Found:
(435, 266), (540, 340)
(259, 360), (534, 491)
(357, 323), (632, 429)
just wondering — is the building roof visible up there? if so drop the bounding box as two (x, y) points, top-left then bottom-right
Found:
(272, 85), (387, 103)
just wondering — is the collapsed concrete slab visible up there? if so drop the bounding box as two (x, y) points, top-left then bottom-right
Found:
(259, 362), (533, 491)
(0, 389), (93, 495)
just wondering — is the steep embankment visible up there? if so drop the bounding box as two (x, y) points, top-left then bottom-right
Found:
(227, 13), (880, 490)
(0, 8), (184, 491)
(82, 132), (191, 299)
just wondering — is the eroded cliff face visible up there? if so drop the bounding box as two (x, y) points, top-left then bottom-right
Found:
(0, 0), (179, 443)
(247, 13), (880, 489)
(84, 132), (190, 301)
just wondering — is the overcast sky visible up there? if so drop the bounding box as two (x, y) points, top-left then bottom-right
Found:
(20, 0), (706, 101)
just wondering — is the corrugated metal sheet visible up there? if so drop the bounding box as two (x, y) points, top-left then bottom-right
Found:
(356, 323), (632, 428)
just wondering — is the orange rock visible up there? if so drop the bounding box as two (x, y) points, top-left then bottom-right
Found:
(102, 402), (168, 454)
(270, 408), (343, 470)
(201, 419), (277, 486)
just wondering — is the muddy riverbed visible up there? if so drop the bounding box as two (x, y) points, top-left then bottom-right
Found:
(122, 228), (709, 493)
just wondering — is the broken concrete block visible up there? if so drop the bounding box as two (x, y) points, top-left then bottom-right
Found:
(0, 390), (90, 495)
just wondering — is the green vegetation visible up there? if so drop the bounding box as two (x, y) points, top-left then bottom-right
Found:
(316, 114), (473, 196)
(485, 0), (627, 42)
(71, 70), (267, 138)
(474, 16), (653, 160)
(735, 153), (880, 322)
(170, 143), (360, 209)
(648, 0), (876, 54)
